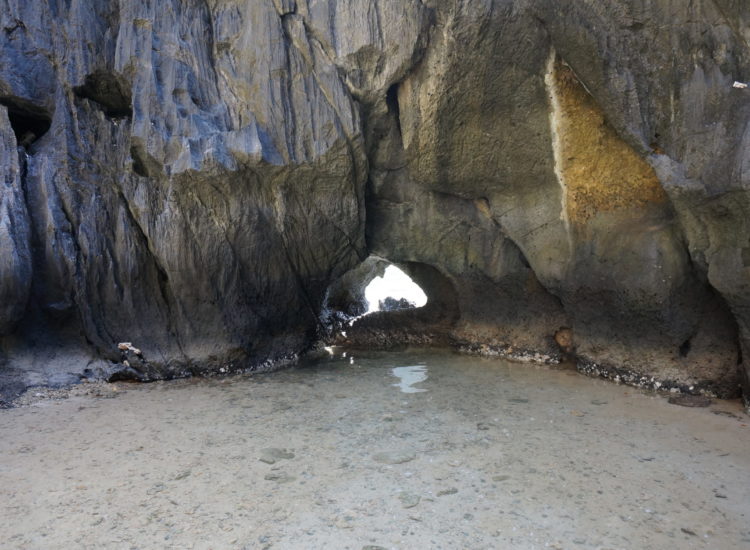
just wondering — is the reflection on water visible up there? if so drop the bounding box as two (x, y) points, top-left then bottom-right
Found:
(391, 365), (428, 393)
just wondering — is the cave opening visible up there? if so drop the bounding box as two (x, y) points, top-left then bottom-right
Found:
(325, 256), (429, 322)
(364, 264), (427, 314)
(0, 96), (52, 147)
(324, 256), (460, 347)
(74, 71), (133, 118)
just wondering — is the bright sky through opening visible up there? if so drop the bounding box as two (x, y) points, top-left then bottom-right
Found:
(364, 265), (427, 313)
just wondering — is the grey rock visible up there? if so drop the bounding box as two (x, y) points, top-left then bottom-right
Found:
(325, 256), (389, 319)
(372, 450), (416, 465)
(0, 1), (748, 407)
(397, 491), (421, 509)
(259, 448), (295, 465)
(0, 108), (32, 336)
(0, 0), (368, 398)
(263, 472), (296, 484)
(339, 0), (749, 401)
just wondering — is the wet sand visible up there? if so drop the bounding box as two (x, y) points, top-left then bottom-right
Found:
(1, 348), (748, 549)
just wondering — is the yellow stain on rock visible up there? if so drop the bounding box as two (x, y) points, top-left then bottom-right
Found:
(548, 56), (666, 226)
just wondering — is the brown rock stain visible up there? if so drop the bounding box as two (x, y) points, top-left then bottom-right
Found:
(552, 59), (666, 225)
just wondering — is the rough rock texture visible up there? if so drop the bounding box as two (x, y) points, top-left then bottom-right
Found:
(0, 1), (749, 404)
(0, 0), (386, 399)
(0, 108), (31, 335)
(359, 0), (750, 401)
(325, 255), (389, 318)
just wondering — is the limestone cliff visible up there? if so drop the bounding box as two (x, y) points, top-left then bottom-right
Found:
(0, 0), (749, 405)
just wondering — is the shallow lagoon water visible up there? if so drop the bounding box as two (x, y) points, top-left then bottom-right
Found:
(1, 348), (749, 549)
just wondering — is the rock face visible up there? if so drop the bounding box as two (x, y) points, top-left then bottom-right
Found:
(0, 1), (749, 404)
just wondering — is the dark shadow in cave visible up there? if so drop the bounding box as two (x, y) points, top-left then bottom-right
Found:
(0, 96), (52, 147)
(385, 82), (401, 137)
(74, 70), (132, 118)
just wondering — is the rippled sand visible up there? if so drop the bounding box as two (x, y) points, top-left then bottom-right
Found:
(1, 348), (748, 549)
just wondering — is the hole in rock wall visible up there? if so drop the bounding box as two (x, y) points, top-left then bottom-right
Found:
(0, 96), (52, 147)
(323, 257), (461, 348)
(129, 141), (164, 178)
(324, 256), (432, 329)
(74, 71), (132, 118)
(364, 264), (427, 314)
(385, 82), (401, 136)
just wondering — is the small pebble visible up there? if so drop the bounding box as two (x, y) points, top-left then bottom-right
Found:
(373, 450), (415, 465)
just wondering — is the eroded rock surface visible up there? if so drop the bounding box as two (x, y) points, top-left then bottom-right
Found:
(0, 0), (749, 404)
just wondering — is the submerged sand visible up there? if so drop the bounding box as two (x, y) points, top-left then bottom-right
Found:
(1, 348), (748, 549)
